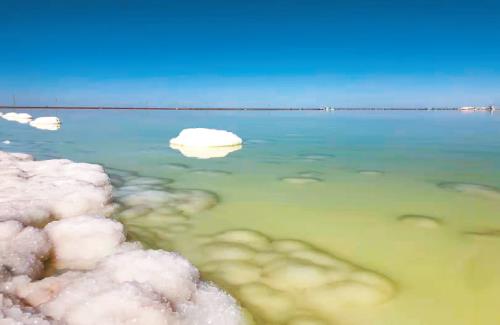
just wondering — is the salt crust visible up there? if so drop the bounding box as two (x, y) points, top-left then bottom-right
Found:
(0, 151), (242, 325)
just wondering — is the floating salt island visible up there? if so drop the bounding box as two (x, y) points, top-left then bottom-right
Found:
(29, 116), (61, 131)
(170, 128), (243, 159)
(1, 113), (61, 130)
(0, 150), (242, 324)
(1, 112), (33, 124)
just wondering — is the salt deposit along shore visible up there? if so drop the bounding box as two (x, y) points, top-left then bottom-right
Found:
(0, 151), (242, 324)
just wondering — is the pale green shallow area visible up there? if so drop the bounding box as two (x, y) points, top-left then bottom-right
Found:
(1, 110), (500, 324)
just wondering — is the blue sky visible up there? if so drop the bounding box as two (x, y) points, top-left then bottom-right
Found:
(1, 0), (499, 107)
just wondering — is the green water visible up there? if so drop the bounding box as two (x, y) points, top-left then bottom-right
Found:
(2, 110), (500, 324)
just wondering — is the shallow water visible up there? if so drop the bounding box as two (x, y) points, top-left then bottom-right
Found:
(2, 110), (500, 324)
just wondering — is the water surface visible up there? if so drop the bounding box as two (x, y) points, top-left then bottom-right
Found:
(1, 110), (500, 324)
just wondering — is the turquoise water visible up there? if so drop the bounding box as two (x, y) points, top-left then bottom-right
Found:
(2, 110), (500, 324)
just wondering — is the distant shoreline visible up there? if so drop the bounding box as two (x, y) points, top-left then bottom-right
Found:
(0, 106), (459, 111)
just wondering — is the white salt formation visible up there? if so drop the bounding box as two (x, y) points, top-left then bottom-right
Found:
(0, 220), (50, 279)
(170, 128), (243, 159)
(170, 128), (242, 147)
(1, 112), (33, 124)
(30, 117), (61, 131)
(0, 293), (53, 325)
(45, 216), (126, 270)
(0, 151), (114, 225)
(0, 151), (243, 325)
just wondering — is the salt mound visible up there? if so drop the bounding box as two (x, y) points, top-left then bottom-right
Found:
(179, 282), (242, 325)
(169, 128), (242, 158)
(45, 216), (125, 270)
(39, 274), (178, 324)
(1, 112), (32, 124)
(0, 220), (50, 279)
(96, 249), (200, 306)
(0, 151), (114, 225)
(30, 117), (61, 131)
(170, 128), (242, 147)
(31, 247), (241, 324)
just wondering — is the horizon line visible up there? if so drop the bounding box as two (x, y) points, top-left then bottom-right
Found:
(0, 105), (461, 111)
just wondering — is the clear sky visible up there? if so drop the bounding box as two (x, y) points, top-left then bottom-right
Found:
(1, 0), (499, 107)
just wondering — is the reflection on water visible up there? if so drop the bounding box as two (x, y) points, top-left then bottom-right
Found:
(1, 109), (500, 324)
(170, 143), (242, 159)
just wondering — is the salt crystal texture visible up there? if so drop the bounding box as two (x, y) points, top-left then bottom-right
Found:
(0, 151), (114, 225)
(45, 216), (125, 270)
(0, 220), (50, 279)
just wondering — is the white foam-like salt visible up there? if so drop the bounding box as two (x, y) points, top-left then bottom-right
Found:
(0, 152), (114, 225)
(1, 112), (33, 124)
(0, 220), (50, 279)
(0, 150), (243, 325)
(45, 216), (126, 270)
(30, 117), (61, 131)
(170, 128), (243, 159)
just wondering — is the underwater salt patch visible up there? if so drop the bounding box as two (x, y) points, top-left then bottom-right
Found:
(463, 229), (500, 241)
(358, 170), (384, 176)
(191, 229), (396, 324)
(397, 214), (442, 229)
(280, 177), (323, 184)
(438, 182), (500, 200)
(119, 187), (218, 215)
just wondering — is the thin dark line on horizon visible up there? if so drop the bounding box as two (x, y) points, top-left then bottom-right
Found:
(0, 106), (459, 111)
